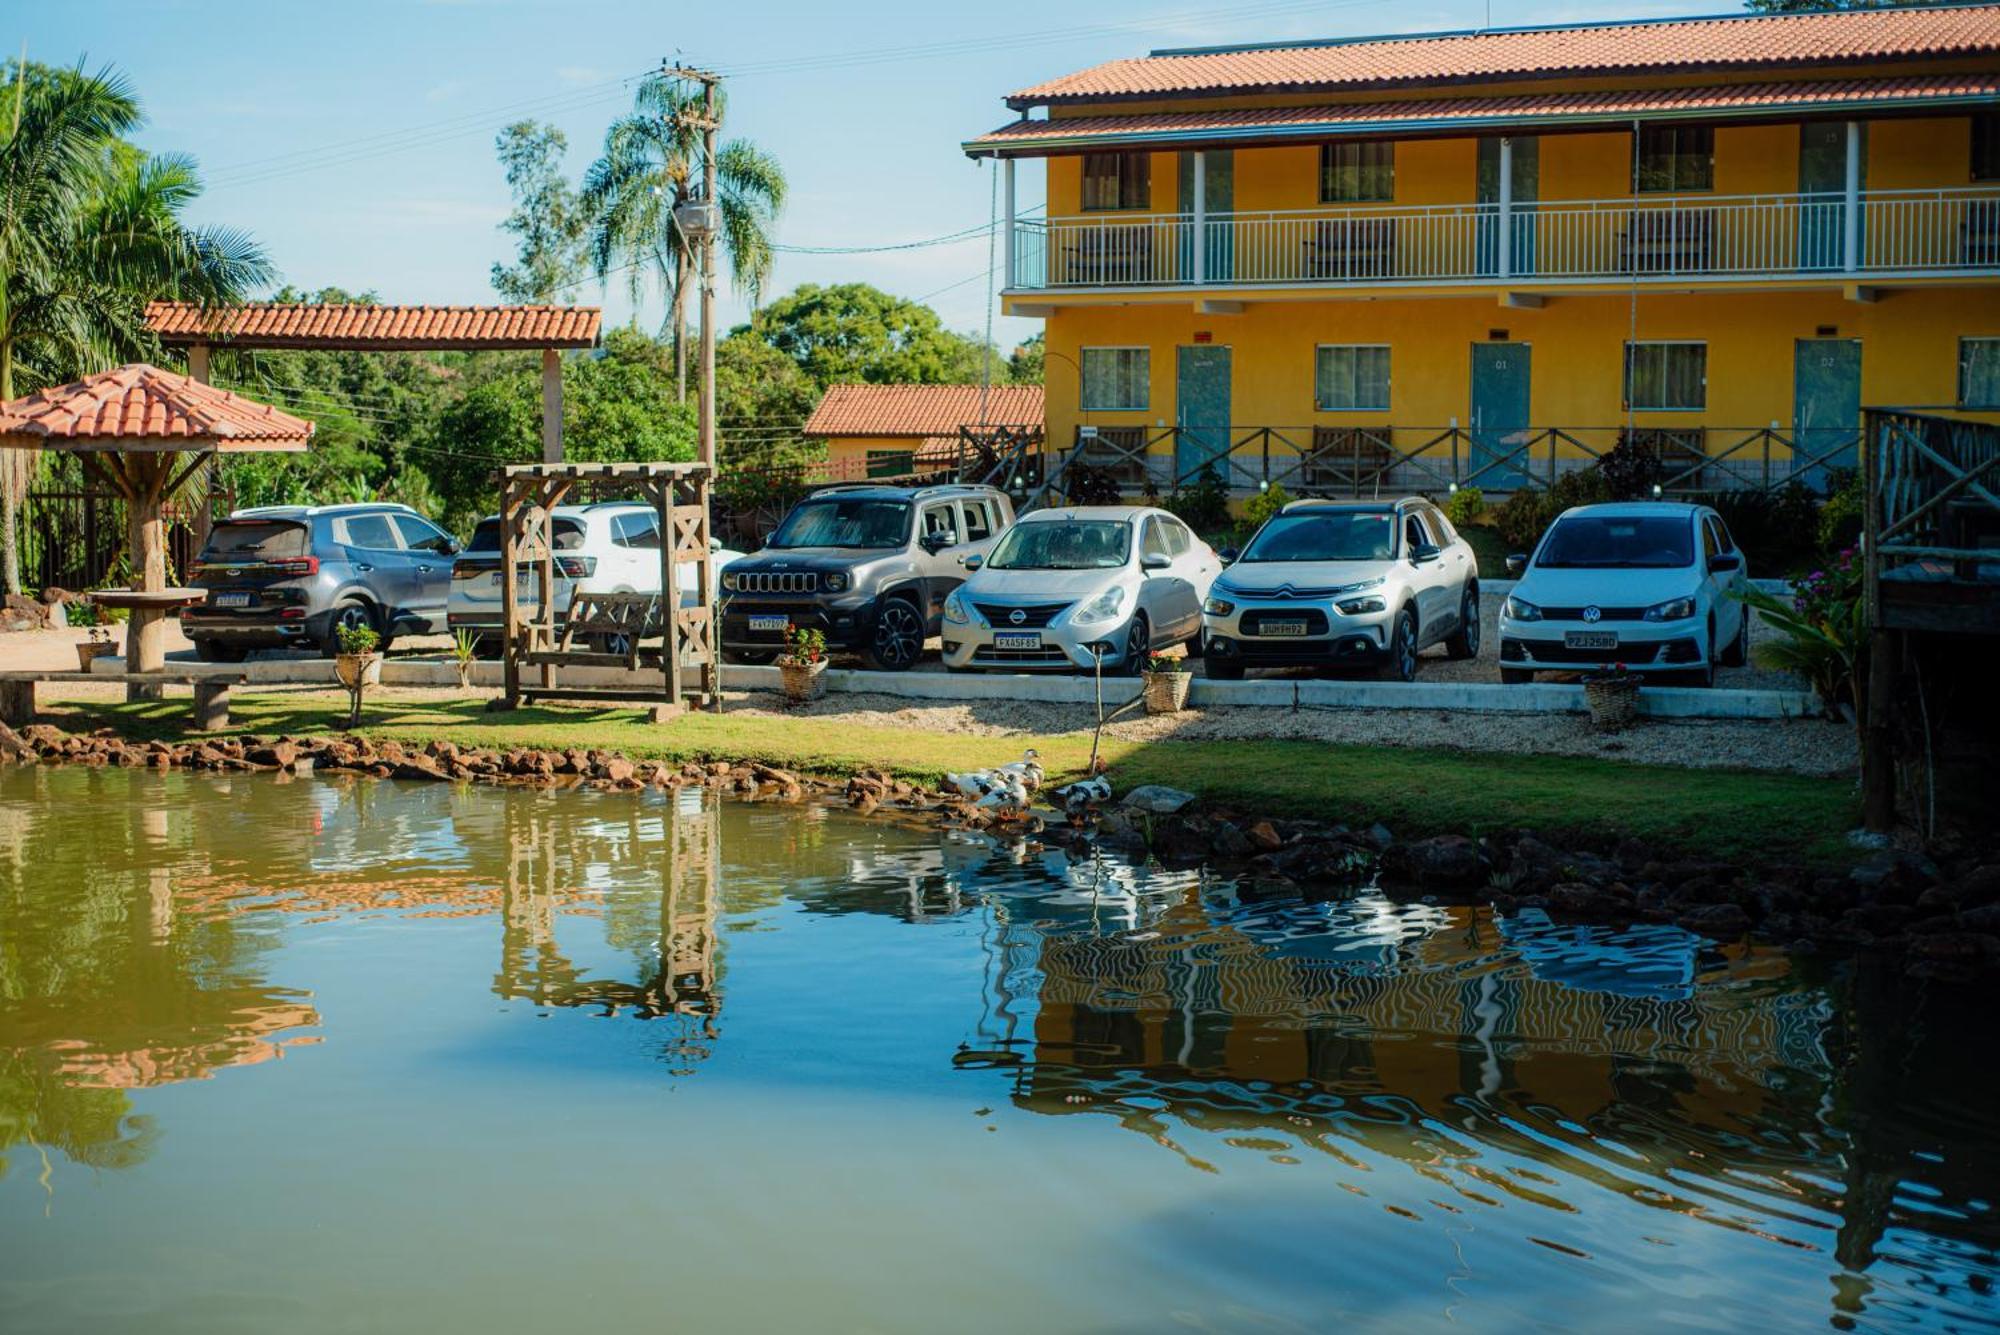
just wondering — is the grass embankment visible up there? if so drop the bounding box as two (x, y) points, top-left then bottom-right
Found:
(44, 689), (1856, 866)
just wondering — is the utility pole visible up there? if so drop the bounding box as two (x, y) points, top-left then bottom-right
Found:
(670, 65), (723, 473)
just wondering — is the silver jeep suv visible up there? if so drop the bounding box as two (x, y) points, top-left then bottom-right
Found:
(719, 483), (1014, 671)
(1201, 497), (1480, 682)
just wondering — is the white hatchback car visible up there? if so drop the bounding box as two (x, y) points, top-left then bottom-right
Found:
(939, 506), (1221, 673)
(1498, 502), (1749, 686)
(447, 502), (742, 654)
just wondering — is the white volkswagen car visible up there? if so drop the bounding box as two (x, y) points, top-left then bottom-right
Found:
(1498, 502), (1748, 686)
(939, 506), (1220, 673)
(448, 502), (742, 654)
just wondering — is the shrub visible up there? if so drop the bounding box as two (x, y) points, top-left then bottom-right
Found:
(1710, 482), (1824, 577)
(1442, 485), (1486, 528)
(1163, 464), (1231, 534)
(335, 623), (380, 655)
(1597, 436), (1664, 500)
(1735, 546), (1865, 719)
(1062, 460), (1124, 507)
(1818, 468), (1864, 556)
(1544, 466), (1612, 515)
(1492, 490), (1547, 555)
(1242, 483), (1292, 530)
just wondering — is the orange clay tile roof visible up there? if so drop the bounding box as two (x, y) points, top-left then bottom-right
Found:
(802, 384), (1046, 438)
(1005, 4), (2000, 107)
(970, 73), (2000, 153)
(146, 301), (601, 350)
(0, 364), (314, 453)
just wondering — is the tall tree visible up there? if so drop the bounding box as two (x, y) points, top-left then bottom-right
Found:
(0, 59), (271, 593)
(1743, 0), (1941, 11)
(580, 73), (786, 400)
(489, 121), (589, 303)
(746, 282), (1009, 389)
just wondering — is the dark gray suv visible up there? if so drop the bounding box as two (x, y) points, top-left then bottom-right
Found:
(183, 503), (459, 660)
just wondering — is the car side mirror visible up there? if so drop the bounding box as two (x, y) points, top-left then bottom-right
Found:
(960, 553), (983, 571)
(1142, 553), (1171, 572)
(1709, 552), (1741, 572)
(1410, 542), (1442, 565)
(920, 533), (951, 555)
(1505, 553), (1528, 576)
(1219, 547), (1239, 565)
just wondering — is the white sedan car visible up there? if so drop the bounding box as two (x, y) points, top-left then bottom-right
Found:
(447, 503), (742, 654)
(1498, 502), (1748, 686)
(939, 506), (1221, 673)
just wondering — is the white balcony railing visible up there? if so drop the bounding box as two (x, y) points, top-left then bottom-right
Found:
(1007, 187), (2000, 291)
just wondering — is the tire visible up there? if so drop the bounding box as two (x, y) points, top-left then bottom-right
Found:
(594, 632), (635, 657)
(320, 599), (381, 658)
(1380, 607), (1418, 683)
(1182, 626), (1206, 659)
(724, 649), (778, 666)
(1206, 658), (1245, 681)
(1501, 668), (1534, 685)
(1719, 613), (1747, 668)
(864, 598), (925, 672)
(193, 638), (247, 664)
(1444, 585), (1480, 660)
(1119, 614), (1151, 677)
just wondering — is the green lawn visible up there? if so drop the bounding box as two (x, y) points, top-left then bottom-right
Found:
(44, 688), (1858, 867)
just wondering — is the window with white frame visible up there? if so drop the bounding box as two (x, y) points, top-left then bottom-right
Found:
(1961, 338), (2000, 409)
(1315, 345), (1390, 412)
(1624, 342), (1707, 411)
(1081, 347), (1149, 411)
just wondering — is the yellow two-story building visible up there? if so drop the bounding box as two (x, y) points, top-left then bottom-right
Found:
(965, 4), (2000, 495)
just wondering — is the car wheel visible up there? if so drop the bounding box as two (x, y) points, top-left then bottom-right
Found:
(1182, 627), (1206, 659)
(320, 599), (380, 658)
(1380, 607), (1418, 683)
(1119, 614), (1151, 677)
(1206, 658), (1244, 681)
(1719, 614), (1748, 668)
(193, 639), (247, 664)
(1444, 585), (1480, 660)
(1500, 668), (1534, 685)
(594, 632), (635, 658)
(864, 598), (925, 672)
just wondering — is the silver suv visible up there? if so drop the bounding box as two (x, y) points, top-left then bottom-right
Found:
(1202, 497), (1479, 682)
(720, 483), (1014, 671)
(184, 503), (459, 660)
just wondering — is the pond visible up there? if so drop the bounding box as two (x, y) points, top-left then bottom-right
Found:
(0, 767), (1993, 1332)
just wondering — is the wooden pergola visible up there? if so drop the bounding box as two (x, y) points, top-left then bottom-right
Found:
(0, 365), (313, 694)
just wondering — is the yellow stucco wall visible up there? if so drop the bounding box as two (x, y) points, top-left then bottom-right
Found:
(815, 435), (922, 475)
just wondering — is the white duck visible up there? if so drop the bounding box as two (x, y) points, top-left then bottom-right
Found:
(996, 747), (1044, 792)
(1050, 775), (1114, 821)
(972, 772), (1031, 815)
(945, 765), (1027, 807)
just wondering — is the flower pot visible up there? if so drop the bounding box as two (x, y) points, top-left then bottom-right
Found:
(76, 641), (115, 672)
(1582, 673), (1641, 731)
(777, 657), (826, 703)
(335, 652), (382, 690)
(1143, 670), (1191, 715)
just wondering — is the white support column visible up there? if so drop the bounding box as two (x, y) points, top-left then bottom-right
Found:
(1003, 158), (1017, 288)
(1497, 137), (1514, 280)
(1192, 150), (1207, 286)
(1842, 120), (1862, 274)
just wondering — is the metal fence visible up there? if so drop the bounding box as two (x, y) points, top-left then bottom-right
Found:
(19, 453), (221, 594)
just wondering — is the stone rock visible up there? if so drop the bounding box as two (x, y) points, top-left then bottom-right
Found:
(1365, 823), (1394, 852)
(1849, 849), (1939, 901)
(596, 757), (636, 785)
(1381, 834), (1488, 889)
(1953, 865), (2000, 909)
(1676, 903), (1752, 938)
(244, 742), (298, 770)
(1210, 820), (1253, 859)
(1121, 785), (1197, 815)
(1247, 820), (1283, 853)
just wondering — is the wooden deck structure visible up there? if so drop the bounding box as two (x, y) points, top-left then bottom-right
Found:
(495, 461), (718, 715)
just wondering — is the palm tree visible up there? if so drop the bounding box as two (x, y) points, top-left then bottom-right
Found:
(0, 60), (272, 593)
(581, 74), (785, 401)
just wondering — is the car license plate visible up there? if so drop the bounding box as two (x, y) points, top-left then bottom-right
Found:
(994, 631), (1042, 651)
(213, 592), (250, 609)
(1564, 631), (1618, 650)
(1260, 619), (1308, 637)
(748, 614), (789, 633)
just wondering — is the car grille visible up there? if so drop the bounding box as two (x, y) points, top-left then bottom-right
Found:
(734, 571), (819, 594)
(1241, 609), (1330, 637)
(973, 601), (1071, 629)
(1540, 606), (1647, 622)
(974, 645), (1072, 664)
(1508, 638), (1662, 665)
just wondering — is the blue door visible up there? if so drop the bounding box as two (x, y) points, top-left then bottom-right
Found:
(1176, 346), (1232, 487)
(1475, 136), (1538, 277)
(1799, 123), (1863, 272)
(1177, 150), (1233, 282)
(1793, 339), (1861, 489)
(1470, 343), (1532, 489)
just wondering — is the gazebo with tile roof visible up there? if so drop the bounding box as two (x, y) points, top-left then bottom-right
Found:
(0, 364), (313, 694)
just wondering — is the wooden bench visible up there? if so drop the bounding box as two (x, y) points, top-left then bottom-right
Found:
(0, 670), (248, 731)
(515, 592), (667, 670)
(1305, 217), (1398, 280)
(1062, 225), (1154, 285)
(1621, 208), (1715, 274)
(1302, 426), (1395, 492)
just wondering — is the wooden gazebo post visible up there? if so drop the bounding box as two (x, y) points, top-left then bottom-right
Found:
(0, 365), (313, 696)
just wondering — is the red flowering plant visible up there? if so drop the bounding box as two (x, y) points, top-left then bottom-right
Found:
(778, 622), (826, 667)
(1731, 546), (1865, 721)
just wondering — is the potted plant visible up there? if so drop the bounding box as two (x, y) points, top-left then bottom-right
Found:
(776, 623), (828, 703)
(334, 623), (382, 727)
(1580, 661), (1641, 731)
(451, 628), (479, 690)
(76, 626), (116, 672)
(1142, 651), (1192, 715)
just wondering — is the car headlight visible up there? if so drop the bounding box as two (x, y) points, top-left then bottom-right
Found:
(1333, 577), (1385, 598)
(942, 589), (972, 625)
(1336, 596), (1387, 615)
(1504, 595), (1542, 622)
(823, 572), (849, 593)
(1203, 596), (1235, 617)
(1643, 596), (1697, 623)
(721, 571), (739, 592)
(1070, 585), (1127, 625)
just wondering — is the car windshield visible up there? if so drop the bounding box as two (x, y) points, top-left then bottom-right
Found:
(1537, 516), (1694, 569)
(986, 520), (1130, 571)
(202, 520), (306, 560)
(1239, 511), (1396, 563)
(465, 517), (585, 553)
(769, 499), (910, 550)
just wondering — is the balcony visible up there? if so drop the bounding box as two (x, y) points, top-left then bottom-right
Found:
(1007, 187), (2000, 293)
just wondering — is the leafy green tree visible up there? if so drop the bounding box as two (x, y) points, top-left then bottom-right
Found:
(490, 121), (590, 303)
(714, 328), (821, 472)
(581, 74), (786, 400)
(745, 282), (1005, 388)
(1743, 0), (1939, 11)
(1009, 333), (1045, 384)
(0, 59), (271, 592)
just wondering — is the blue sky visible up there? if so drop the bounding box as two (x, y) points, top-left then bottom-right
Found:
(25, 0), (1718, 349)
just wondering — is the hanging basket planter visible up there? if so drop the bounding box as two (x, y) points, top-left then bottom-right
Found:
(1581, 668), (1642, 731)
(334, 652), (383, 691)
(1142, 658), (1192, 715)
(777, 657), (827, 703)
